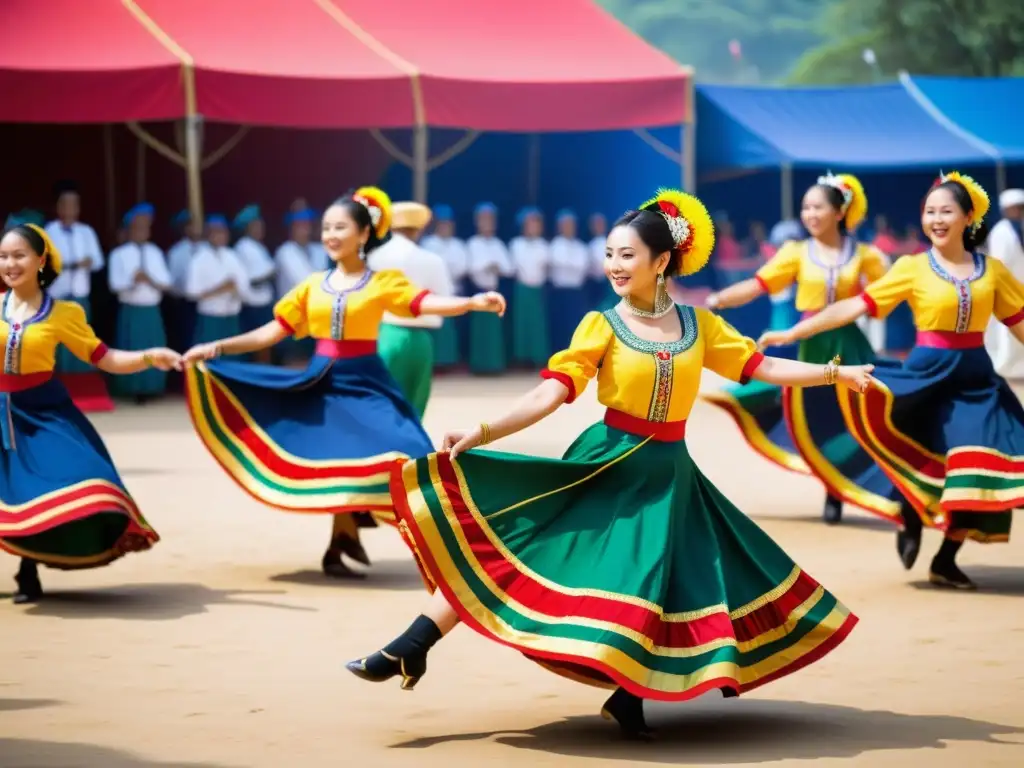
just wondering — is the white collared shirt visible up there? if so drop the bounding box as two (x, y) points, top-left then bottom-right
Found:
(274, 241), (315, 298)
(420, 234), (470, 282)
(187, 245), (252, 316)
(167, 237), (201, 295)
(233, 236), (275, 306)
(509, 236), (550, 288)
(466, 235), (513, 291)
(108, 241), (173, 306)
(549, 236), (589, 288)
(44, 220), (104, 299)
(367, 234), (454, 329)
(588, 235), (606, 280)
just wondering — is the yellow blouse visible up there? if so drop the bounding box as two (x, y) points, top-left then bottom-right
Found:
(542, 306), (763, 423)
(862, 252), (1024, 332)
(0, 295), (108, 375)
(756, 239), (888, 311)
(273, 269), (429, 340)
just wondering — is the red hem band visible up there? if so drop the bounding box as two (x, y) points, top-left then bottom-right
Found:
(90, 343), (109, 364)
(540, 368), (577, 403)
(1002, 307), (1024, 327)
(275, 314), (295, 334)
(409, 290), (431, 317)
(740, 351), (765, 384)
(753, 274), (770, 294)
(859, 292), (879, 317)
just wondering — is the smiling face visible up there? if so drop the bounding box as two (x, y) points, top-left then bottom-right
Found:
(321, 203), (368, 264)
(800, 186), (843, 239)
(922, 186), (970, 250)
(605, 224), (669, 299)
(0, 231), (43, 292)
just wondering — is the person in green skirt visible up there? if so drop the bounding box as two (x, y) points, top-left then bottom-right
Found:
(465, 203), (512, 374)
(420, 205), (468, 369)
(347, 187), (873, 739)
(185, 214), (251, 357)
(508, 207), (551, 368)
(703, 173), (904, 526)
(369, 199), (455, 418)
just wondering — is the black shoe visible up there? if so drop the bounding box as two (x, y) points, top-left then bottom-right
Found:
(822, 495), (843, 525)
(13, 566), (42, 605)
(346, 649), (427, 690)
(928, 556), (977, 590)
(332, 535), (371, 567)
(896, 504), (923, 570)
(354, 512), (380, 529)
(600, 688), (655, 741)
(321, 550), (365, 579)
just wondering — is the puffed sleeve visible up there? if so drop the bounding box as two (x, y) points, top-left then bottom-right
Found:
(699, 308), (763, 384)
(273, 276), (312, 338)
(754, 241), (801, 294)
(990, 257), (1024, 327)
(57, 302), (109, 365)
(860, 245), (891, 284)
(540, 311), (612, 403)
(374, 269), (430, 317)
(860, 254), (917, 319)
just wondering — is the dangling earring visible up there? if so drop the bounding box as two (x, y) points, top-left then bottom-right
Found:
(358, 245), (366, 261)
(654, 271), (674, 315)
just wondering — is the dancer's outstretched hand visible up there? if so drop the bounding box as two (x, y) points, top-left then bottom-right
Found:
(442, 427), (483, 459)
(837, 364), (877, 394)
(756, 329), (795, 350)
(182, 342), (221, 366)
(471, 291), (506, 317)
(145, 347), (183, 371)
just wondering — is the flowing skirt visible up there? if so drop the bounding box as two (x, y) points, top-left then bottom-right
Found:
(704, 324), (900, 520)
(839, 345), (1024, 542)
(55, 297), (95, 374)
(0, 378), (158, 568)
(394, 419), (857, 700)
(468, 313), (506, 375)
(511, 283), (550, 368)
(378, 325), (434, 419)
(185, 352), (433, 521)
(110, 305), (167, 397)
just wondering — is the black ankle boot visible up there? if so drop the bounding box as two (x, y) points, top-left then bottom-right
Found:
(601, 688), (655, 741)
(929, 538), (975, 590)
(896, 500), (922, 570)
(13, 559), (42, 604)
(346, 615), (442, 690)
(822, 494), (843, 525)
(331, 534), (371, 567)
(321, 549), (364, 579)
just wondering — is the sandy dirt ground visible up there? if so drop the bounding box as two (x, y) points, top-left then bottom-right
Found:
(2, 372), (1024, 768)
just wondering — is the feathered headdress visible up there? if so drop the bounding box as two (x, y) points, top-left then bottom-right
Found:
(639, 188), (715, 277)
(352, 186), (392, 240)
(936, 171), (990, 231)
(816, 172), (868, 231)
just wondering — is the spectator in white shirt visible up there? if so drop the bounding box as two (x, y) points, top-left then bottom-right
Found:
(45, 182), (105, 374)
(187, 214), (251, 358)
(107, 203), (173, 401)
(466, 202), (512, 374)
(232, 205), (276, 364)
(548, 209), (590, 350)
(509, 206), (551, 368)
(165, 209), (202, 353)
(586, 212), (613, 309)
(985, 189), (1024, 378)
(274, 207), (320, 364)
(420, 204), (468, 368)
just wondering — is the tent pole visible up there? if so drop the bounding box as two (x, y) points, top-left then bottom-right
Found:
(683, 69), (696, 192)
(780, 163), (793, 221)
(413, 124), (429, 203)
(184, 115), (204, 222)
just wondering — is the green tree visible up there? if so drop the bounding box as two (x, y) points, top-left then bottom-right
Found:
(788, 0), (1024, 84)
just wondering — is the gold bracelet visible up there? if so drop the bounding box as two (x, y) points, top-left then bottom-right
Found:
(142, 352), (153, 369)
(824, 355), (841, 385)
(479, 423), (491, 445)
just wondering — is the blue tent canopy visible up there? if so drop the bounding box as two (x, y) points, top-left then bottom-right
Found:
(901, 75), (1024, 164)
(697, 83), (996, 179)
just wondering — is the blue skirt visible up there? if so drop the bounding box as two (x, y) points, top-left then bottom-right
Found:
(111, 305), (167, 397)
(184, 351), (434, 521)
(548, 285), (588, 352)
(55, 297), (95, 374)
(0, 377), (158, 569)
(839, 344), (1024, 543)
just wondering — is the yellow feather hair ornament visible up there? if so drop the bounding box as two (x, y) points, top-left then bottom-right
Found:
(937, 171), (990, 231)
(639, 188), (715, 277)
(816, 171), (868, 232)
(352, 186), (393, 240)
(23, 223), (63, 275)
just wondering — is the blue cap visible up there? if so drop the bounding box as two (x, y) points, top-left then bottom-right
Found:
(233, 204), (261, 232)
(5, 208), (45, 228)
(171, 209), (191, 230)
(556, 208), (576, 222)
(516, 206), (541, 228)
(205, 214), (229, 229)
(474, 202), (497, 216)
(285, 207), (317, 226)
(122, 202), (154, 228)
(432, 204), (454, 222)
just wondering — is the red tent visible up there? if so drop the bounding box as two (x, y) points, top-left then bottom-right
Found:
(0, 0), (690, 130)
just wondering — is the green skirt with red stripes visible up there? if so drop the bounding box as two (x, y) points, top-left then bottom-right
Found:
(392, 418), (857, 700)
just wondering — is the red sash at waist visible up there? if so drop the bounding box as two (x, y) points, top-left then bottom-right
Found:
(0, 372), (52, 393)
(603, 408), (686, 442)
(314, 339), (378, 359)
(916, 331), (984, 349)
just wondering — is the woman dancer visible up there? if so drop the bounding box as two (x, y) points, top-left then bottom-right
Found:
(182, 189), (505, 578)
(346, 189), (870, 739)
(703, 174), (899, 525)
(0, 224), (179, 603)
(760, 173), (1024, 590)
